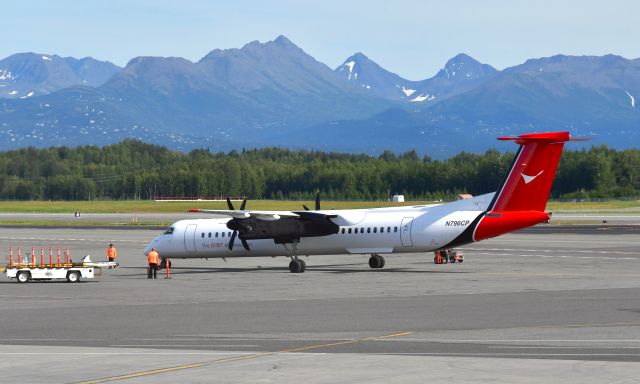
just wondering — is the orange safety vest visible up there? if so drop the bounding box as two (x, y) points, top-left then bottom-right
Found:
(147, 251), (159, 265)
(107, 247), (117, 259)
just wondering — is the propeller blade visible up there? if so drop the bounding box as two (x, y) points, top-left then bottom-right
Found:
(240, 198), (247, 210)
(315, 191), (321, 210)
(302, 204), (310, 211)
(240, 238), (250, 251)
(228, 230), (237, 251)
(226, 198), (235, 210)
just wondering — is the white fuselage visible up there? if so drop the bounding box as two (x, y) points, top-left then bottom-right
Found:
(144, 193), (494, 259)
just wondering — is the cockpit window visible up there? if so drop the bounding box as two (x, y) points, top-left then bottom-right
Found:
(164, 227), (174, 235)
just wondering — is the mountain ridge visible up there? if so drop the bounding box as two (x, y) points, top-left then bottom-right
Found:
(0, 36), (638, 157)
(0, 53), (121, 99)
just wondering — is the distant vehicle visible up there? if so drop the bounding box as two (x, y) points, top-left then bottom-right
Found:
(434, 249), (463, 264)
(145, 132), (570, 273)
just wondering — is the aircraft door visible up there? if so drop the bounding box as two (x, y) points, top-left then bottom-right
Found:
(184, 224), (197, 252)
(400, 217), (414, 247)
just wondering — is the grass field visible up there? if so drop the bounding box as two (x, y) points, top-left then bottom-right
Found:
(546, 200), (640, 212)
(0, 199), (637, 213)
(0, 199), (431, 213)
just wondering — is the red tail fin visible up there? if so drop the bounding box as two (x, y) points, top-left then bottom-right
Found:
(472, 132), (570, 242)
(445, 132), (570, 246)
(488, 132), (570, 212)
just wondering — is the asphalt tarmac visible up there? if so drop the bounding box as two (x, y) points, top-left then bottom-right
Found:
(1, 225), (640, 383)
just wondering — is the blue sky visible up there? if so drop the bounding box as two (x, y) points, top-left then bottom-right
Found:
(4, 0), (638, 80)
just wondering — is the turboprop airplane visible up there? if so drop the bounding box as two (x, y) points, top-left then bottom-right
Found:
(145, 131), (570, 273)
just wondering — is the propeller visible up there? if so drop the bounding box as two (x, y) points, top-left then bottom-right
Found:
(226, 197), (250, 251)
(303, 191), (321, 211)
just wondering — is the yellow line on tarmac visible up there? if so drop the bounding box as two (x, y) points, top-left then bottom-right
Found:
(76, 362), (208, 384)
(75, 331), (415, 384)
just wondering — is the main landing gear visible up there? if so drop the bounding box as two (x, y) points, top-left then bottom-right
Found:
(368, 253), (385, 269)
(288, 258), (307, 273)
(284, 241), (306, 273)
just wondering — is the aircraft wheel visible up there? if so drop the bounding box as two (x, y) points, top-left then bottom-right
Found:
(288, 260), (304, 273)
(299, 259), (306, 273)
(158, 259), (172, 270)
(368, 254), (385, 269)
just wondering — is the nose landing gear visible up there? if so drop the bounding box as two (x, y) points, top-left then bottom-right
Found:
(157, 258), (172, 270)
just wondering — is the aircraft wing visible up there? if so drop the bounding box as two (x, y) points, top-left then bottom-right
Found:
(189, 209), (300, 221)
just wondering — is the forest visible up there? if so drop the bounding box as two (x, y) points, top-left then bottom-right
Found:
(0, 140), (637, 201)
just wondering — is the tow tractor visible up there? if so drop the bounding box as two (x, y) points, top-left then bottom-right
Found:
(434, 249), (464, 264)
(2, 254), (118, 283)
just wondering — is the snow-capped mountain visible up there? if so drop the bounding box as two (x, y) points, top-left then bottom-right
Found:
(295, 54), (640, 157)
(0, 36), (388, 150)
(0, 38), (638, 156)
(334, 52), (420, 100)
(0, 53), (120, 99)
(422, 54), (640, 137)
(334, 52), (497, 103)
(408, 53), (498, 104)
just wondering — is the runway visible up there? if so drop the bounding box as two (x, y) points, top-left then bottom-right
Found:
(1, 226), (639, 383)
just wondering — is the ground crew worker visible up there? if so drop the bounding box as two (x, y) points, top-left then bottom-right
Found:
(106, 243), (117, 262)
(147, 248), (159, 279)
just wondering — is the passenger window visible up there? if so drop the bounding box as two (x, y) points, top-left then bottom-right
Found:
(373, 227), (377, 233)
(380, 227), (384, 233)
(367, 228), (371, 233)
(387, 227), (391, 233)
(201, 233), (205, 238)
(348, 228), (352, 234)
(208, 232), (211, 238)
(215, 232), (218, 238)
(222, 232), (225, 238)
(394, 226), (398, 233)
(341, 228), (345, 234)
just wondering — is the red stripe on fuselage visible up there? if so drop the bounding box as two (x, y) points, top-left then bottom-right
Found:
(473, 211), (551, 241)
